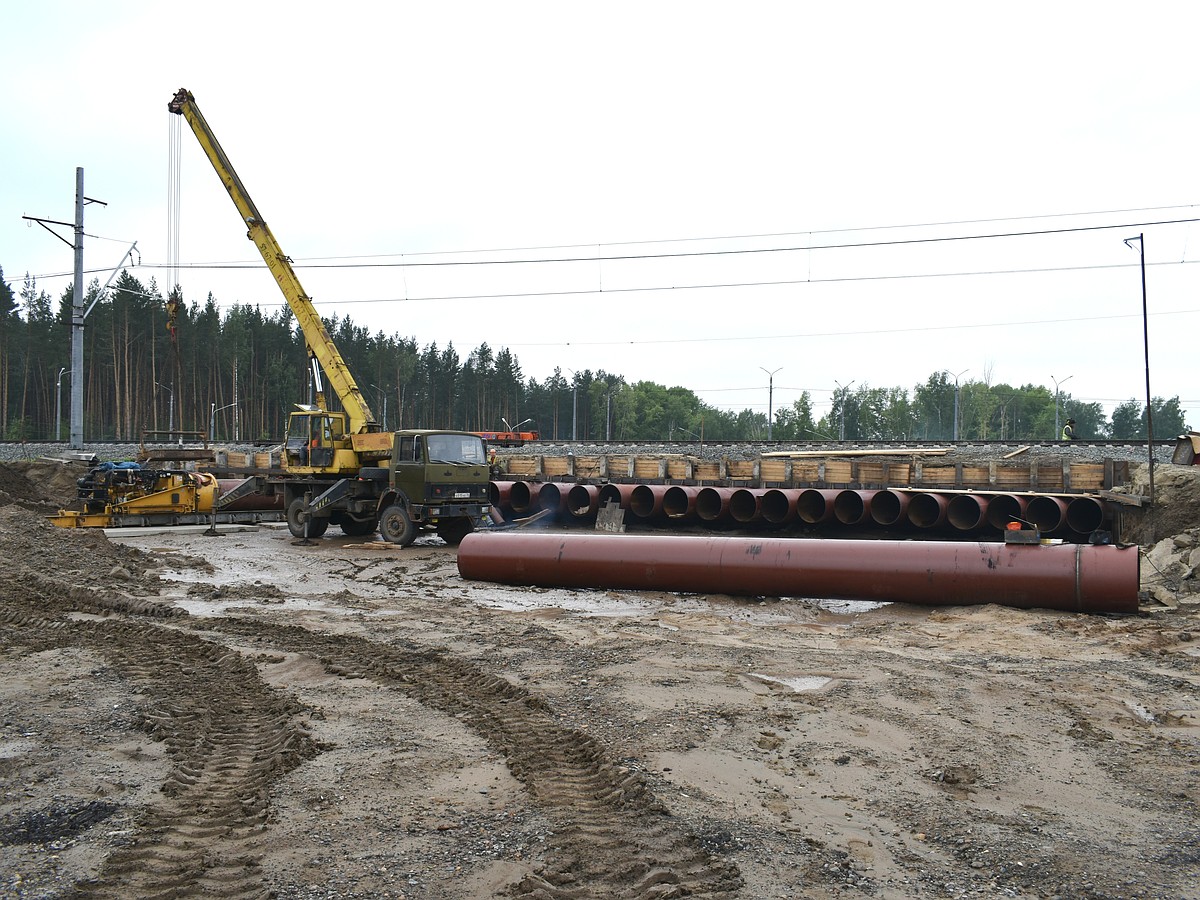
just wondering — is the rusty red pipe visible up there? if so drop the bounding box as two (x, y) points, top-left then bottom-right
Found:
(696, 487), (736, 523)
(1026, 495), (1068, 533)
(567, 484), (601, 519)
(663, 486), (700, 520)
(730, 488), (769, 524)
(217, 479), (284, 511)
(457, 532), (1139, 614)
(762, 489), (801, 526)
(538, 482), (574, 516)
(630, 484), (672, 520)
(508, 480), (542, 515)
(985, 494), (1027, 531)
(907, 492), (948, 529)
(834, 490), (878, 526)
(869, 489), (910, 527)
(1066, 497), (1108, 535)
(598, 483), (638, 510)
(947, 494), (988, 532)
(489, 480), (515, 510)
(797, 489), (839, 524)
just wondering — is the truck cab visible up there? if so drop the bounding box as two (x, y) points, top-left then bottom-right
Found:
(377, 430), (490, 546)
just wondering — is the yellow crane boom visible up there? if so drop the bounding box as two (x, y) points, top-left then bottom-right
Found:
(168, 88), (386, 451)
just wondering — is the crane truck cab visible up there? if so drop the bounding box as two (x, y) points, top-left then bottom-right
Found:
(282, 428), (490, 547)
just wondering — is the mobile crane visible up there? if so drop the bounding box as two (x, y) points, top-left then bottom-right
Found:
(168, 88), (489, 545)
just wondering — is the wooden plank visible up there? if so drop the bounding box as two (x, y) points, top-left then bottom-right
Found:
(1003, 445), (1031, 459)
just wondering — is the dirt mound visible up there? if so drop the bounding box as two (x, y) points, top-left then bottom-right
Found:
(0, 459), (88, 514)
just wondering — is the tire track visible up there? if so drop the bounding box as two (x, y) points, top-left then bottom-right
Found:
(212, 617), (743, 899)
(2, 593), (318, 900)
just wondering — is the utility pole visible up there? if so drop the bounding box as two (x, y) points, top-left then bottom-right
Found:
(951, 369), (968, 441)
(24, 168), (111, 451)
(1124, 233), (1154, 503)
(1051, 373), (1072, 439)
(760, 366), (782, 440)
(834, 379), (854, 441)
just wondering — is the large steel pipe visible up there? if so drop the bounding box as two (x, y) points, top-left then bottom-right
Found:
(947, 494), (988, 532)
(1066, 497), (1108, 535)
(458, 532), (1139, 614)
(730, 488), (768, 524)
(696, 487), (736, 523)
(869, 489), (910, 527)
(630, 484), (672, 520)
(663, 486), (700, 521)
(797, 489), (839, 525)
(567, 484), (601, 519)
(984, 494), (1027, 531)
(1026, 495), (1068, 533)
(538, 482), (574, 517)
(834, 490), (878, 526)
(509, 480), (542, 515)
(762, 489), (802, 526)
(489, 480), (515, 510)
(598, 483), (637, 510)
(907, 492), (948, 529)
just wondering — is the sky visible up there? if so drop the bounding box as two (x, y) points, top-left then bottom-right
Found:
(4, 1), (1198, 431)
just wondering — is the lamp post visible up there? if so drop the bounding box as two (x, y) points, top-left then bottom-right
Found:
(209, 401), (238, 443)
(156, 382), (175, 437)
(1051, 373), (1073, 440)
(834, 379), (855, 441)
(1124, 233), (1154, 503)
(951, 369), (968, 441)
(760, 366), (782, 440)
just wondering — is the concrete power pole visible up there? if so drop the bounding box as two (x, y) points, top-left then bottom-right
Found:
(70, 168), (85, 449)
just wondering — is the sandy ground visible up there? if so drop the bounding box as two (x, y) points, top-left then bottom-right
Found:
(1, 459), (1198, 900)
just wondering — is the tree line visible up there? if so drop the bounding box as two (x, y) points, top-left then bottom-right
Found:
(0, 266), (1189, 444)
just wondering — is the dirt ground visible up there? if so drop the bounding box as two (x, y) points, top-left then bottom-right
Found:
(1, 458), (1198, 900)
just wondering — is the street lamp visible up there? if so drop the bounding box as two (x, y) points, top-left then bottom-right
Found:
(834, 379), (855, 441)
(156, 382), (174, 437)
(951, 369), (968, 441)
(1124, 233), (1154, 503)
(55, 367), (67, 441)
(209, 401), (238, 443)
(1051, 373), (1073, 439)
(760, 366), (782, 440)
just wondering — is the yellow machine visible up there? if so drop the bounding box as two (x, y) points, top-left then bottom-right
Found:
(50, 465), (219, 529)
(168, 88), (392, 477)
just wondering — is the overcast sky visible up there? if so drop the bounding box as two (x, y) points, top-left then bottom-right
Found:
(4, 2), (1198, 430)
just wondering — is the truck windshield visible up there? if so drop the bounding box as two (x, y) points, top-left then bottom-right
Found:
(426, 434), (486, 464)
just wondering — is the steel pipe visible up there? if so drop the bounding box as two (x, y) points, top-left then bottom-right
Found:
(907, 492), (948, 529)
(630, 484), (672, 520)
(598, 483), (637, 510)
(984, 494), (1027, 531)
(509, 480), (542, 515)
(696, 487), (736, 523)
(1066, 496), (1108, 535)
(1026, 495), (1068, 533)
(663, 486), (700, 520)
(834, 490), (878, 526)
(567, 484), (601, 519)
(947, 494), (988, 532)
(457, 532), (1140, 614)
(762, 489), (802, 526)
(869, 489), (910, 527)
(730, 488), (768, 524)
(797, 489), (839, 525)
(489, 480), (515, 510)
(538, 481), (574, 517)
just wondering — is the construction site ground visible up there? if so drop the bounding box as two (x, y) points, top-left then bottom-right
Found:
(1, 456), (1198, 900)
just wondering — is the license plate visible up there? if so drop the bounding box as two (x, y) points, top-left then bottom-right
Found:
(454, 492), (469, 499)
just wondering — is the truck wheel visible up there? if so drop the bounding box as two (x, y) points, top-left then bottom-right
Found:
(340, 517), (377, 537)
(436, 517), (474, 546)
(380, 504), (416, 547)
(287, 498), (328, 539)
